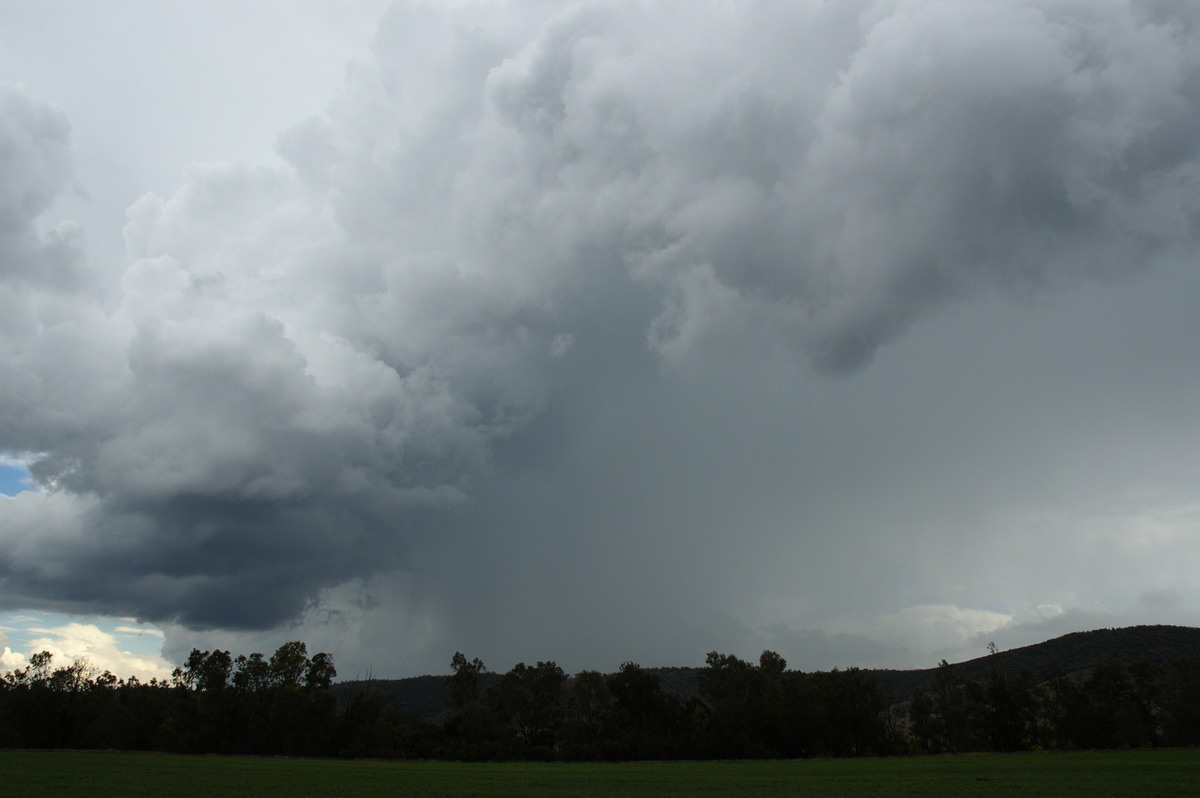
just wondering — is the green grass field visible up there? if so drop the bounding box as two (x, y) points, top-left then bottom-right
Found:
(3, 749), (1198, 797)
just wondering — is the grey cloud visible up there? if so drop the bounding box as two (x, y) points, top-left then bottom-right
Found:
(0, 86), (73, 232)
(0, 86), (85, 295)
(3, 2), (1200, 673)
(283, 0), (1200, 375)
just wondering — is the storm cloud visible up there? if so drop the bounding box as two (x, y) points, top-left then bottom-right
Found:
(3, 0), (1200, 675)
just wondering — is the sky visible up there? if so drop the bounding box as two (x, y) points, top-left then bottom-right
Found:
(1, 0), (1200, 682)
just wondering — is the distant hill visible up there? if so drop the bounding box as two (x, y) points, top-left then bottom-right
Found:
(332, 672), (502, 720)
(872, 624), (1200, 699)
(332, 625), (1200, 718)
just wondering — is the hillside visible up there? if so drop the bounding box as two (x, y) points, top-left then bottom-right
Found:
(332, 625), (1200, 718)
(331, 672), (501, 719)
(873, 624), (1200, 699)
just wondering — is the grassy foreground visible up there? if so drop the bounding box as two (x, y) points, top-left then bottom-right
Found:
(4, 749), (1198, 797)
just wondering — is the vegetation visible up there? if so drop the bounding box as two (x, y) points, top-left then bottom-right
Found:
(4, 749), (1200, 797)
(873, 625), (1200, 698)
(0, 641), (339, 757)
(4, 625), (1200, 761)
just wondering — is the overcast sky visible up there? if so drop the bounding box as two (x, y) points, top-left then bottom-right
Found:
(2, 0), (1200, 681)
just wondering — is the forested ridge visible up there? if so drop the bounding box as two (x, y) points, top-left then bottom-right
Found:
(3, 625), (1200, 760)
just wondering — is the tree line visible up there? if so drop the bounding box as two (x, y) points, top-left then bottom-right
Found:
(4, 644), (1200, 759)
(0, 642), (338, 756)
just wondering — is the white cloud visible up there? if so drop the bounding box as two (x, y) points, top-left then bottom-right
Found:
(5, 621), (173, 682)
(1, 647), (25, 671)
(833, 604), (1014, 667)
(113, 625), (164, 638)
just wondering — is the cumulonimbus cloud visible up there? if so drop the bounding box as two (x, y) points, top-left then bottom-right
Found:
(2, 0), (1199, 637)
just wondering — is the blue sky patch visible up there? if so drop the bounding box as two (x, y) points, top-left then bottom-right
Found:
(0, 465), (30, 497)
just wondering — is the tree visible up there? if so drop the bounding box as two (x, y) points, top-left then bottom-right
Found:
(487, 661), (566, 749)
(1162, 657), (1200, 745)
(692, 651), (793, 757)
(174, 649), (232, 692)
(306, 652), (337, 690)
(908, 688), (937, 753)
(752, 650), (789, 755)
(805, 668), (889, 757)
(269, 641), (310, 688)
(608, 662), (663, 727)
(565, 669), (610, 751)
(699, 651), (755, 717)
(28, 650), (53, 685)
(605, 661), (683, 758)
(927, 659), (984, 752)
(981, 667), (1038, 752)
(703, 651), (751, 754)
(449, 652), (486, 710)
